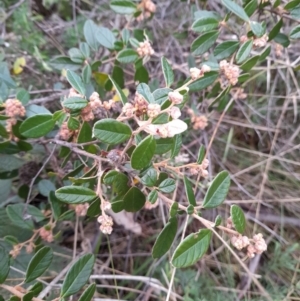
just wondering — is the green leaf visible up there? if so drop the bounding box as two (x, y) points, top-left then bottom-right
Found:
(197, 145), (205, 164)
(20, 114), (55, 138)
(83, 20), (100, 51)
(161, 57), (174, 87)
(103, 170), (120, 185)
(123, 187), (146, 212)
(112, 65), (124, 88)
(230, 205), (246, 234)
(153, 88), (172, 105)
(110, 0), (137, 14)
(268, 18), (283, 41)
(244, 0), (257, 17)
(259, 45), (271, 62)
(16, 88), (30, 105)
(78, 283), (96, 301)
(134, 65), (149, 84)
(191, 31), (219, 56)
(80, 42), (90, 59)
(131, 135), (156, 170)
(61, 254), (95, 298)
(38, 179), (55, 197)
(113, 173), (130, 195)
(63, 97), (88, 110)
(25, 246), (53, 283)
(55, 186), (97, 204)
(250, 21), (265, 37)
(26, 104), (51, 117)
(158, 178), (176, 193)
(82, 64), (92, 84)
(188, 71), (218, 92)
(191, 17), (219, 33)
(290, 25), (300, 39)
(117, 49), (139, 64)
(68, 117), (80, 130)
(222, 0), (250, 21)
(274, 33), (290, 47)
(136, 83), (154, 103)
(29, 282), (44, 297)
(155, 137), (173, 154)
(97, 27), (116, 50)
(203, 171), (230, 208)
(183, 176), (196, 206)
(170, 134), (182, 159)
(152, 217), (177, 258)
(66, 70), (86, 96)
(0, 246), (10, 283)
(240, 55), (260, 71)
(214, 215), (222, 227)
(171, 229), (212, 268)
(148, 190), (158, 204)
(284, 0), (300, 10)
(68, 48), (85, 63)
(236, 40), (253, 64)
(108, 76), (127, 105)
(6, 204), (45, 230)
(213, 41), (239, 60)
(141, 168), (157, 187)
(50, 56), (81, 71)
(93, 118), (132, 144)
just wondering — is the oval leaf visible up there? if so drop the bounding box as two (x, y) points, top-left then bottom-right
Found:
(55, 186), (97, 204)
(161, 57), (174, 87)
(236, 40), (253, 64)
(66, 70), (86, 96)
(290, 25), (300, 39)
(131, 135), (156, 170)
(117, 49), (139, 64)
(78, 283), (96, 301)
(158, 178), (176, 193)
(63, 97), (88, 110)
(171, 229), (212, 268)
(191, 31), (219, 56)
(188, 71), (218, 92)
(222, 0), (249, 21)
(110, 0), (137, 14)
(84, 20), (100, 51)
(152, 217), (178, 258)
(0, 246), (10, 283)
(203, 171), (230, 208)
(25, 246), (53, 283)
(230, 205), (246, 234)
(61, 254), (95, 298)
(192, 17), (219, 33)
(20, 114), (55, 138)
(93, 118), (132, 144)
(123, 186), (146, 212)
(183, 176), (196, 206)
(97, 27), (116, 50)
(213, 41), (239, 60)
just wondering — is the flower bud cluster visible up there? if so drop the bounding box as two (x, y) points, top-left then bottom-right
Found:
(275, 43), (283, 57)
(227, 218), (267, 258)
(189, 65), (211, 81)
(136, 0), (156, 22)
(5, 99), (26, 118)
(147, 103), (161, 118)
(137, 40), (155, 57)
(9, 244), (22, 258)
(97, 215), (113, 235)
(59, 121), (74, 141)
(39, 227), (54, 243)
(187, 109), (208, 130)
(253, 34), (268, 48)
(75, 203), (89, 217)
(168, 91), (183, 105)
(231, 88), (247, 100)
(189, 158), (209, 178)
(219, 60), (240, 86)
(4, 99), (26, 141)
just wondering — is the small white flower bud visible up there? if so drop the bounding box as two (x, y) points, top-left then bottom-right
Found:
(168, 91), (183, 104)
(201, 64), (211, 73)
(190, 67), (201, 80)
(169, 106), (181, 119)
(147, 103), (161, 118)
